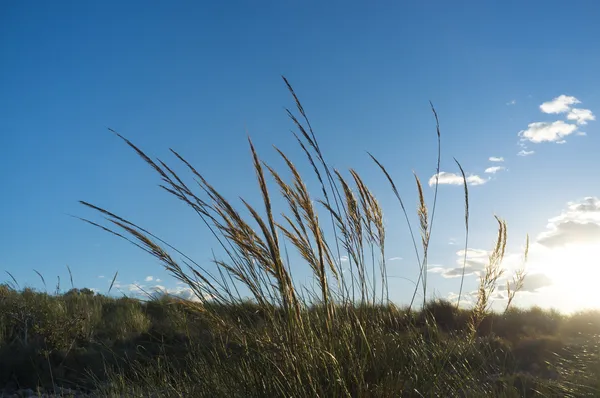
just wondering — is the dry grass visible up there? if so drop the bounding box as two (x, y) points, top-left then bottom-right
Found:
(468, 216), (509, 339)
(58, 77), (592, 396)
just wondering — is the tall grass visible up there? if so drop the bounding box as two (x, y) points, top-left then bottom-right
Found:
(70, 78), (582, 396)
(3, 285), (600, 396)
(80, 78), (460, 315)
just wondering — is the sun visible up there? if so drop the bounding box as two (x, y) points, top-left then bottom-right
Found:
(534, 243), (600, 311)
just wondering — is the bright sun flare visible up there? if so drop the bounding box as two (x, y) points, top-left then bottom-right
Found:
(533, 243), (600, 310)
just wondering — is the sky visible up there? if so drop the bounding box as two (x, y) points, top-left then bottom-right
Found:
(1, 1), (599, 313)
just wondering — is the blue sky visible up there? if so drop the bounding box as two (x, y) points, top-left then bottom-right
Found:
(1, 1), (599, 312)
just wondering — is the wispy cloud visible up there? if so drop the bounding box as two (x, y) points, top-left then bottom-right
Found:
(518, 149), (535, 156)
(506, 99), (516, 106)
(98, 275), (105, 279)
(340, 255), (349, 263)
(484, 166), (505, 174)
(539, 95), (580, 114)
(428, 172), (488, 187)
(145, 276), (154, 282)
(387, 257), (402, 261)
(127, 284), (144, 294)
(428, 248), (492, 278)
(519, 120), (578, 143)
(498, 273), (553, 293)
(488, 157), (504, 162)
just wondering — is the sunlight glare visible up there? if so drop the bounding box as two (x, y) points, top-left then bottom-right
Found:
(535, 243), (600, 310)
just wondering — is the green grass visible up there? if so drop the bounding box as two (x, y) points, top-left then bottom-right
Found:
(1, 287), (600, 396)
(3, 77), (599, 397)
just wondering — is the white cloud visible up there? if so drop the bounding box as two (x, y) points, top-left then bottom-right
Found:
(340, 255), (349, 263)
(518, 149), (535, 156)
(491, 292), (507, 300)
(484, 166), (505, 174)
(156, 278), (162, 282)
(456, 248), (489, 258)
(117, 279), (206, 302)
(151, 284), (203, 302)
(428, 266), (454, 276)
(567, 197), (600, 213)
(432, 198), (600, 310)
(497, 273), (553, 294)
(98, 275), (105, 279)
(169, 287), (203, 301)
(428, 248), (491, 279)
(488, 157), (504, 162)
(536, 197), (600, 248)
(519, 120), (578, 143)
(516, 198), (600, 310)
(144, 276), (154, 282)
(428, 266), (447, 274)
(493, 199), (600, 271)
(516, 95), (593, 152)
(428, 247), (530, 282)
(567, 108), (595, 125)
(507, 100), (516, 106)
(540, 95), (580, 114)
(127, 284), (144, 294)
(428, 172), (488, 187)
(446, 290), (479, 307)
(387, 257), (403, 261)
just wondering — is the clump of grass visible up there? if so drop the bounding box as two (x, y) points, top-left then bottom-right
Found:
(3, 284), (600, 395)
(468, 216), (509, 339)
(72, 77), (545, 396)
(1, 77), (587, 396)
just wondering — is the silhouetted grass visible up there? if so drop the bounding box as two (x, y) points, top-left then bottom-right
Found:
(2, 287), (600, 396)
(2, 78), (599, 397)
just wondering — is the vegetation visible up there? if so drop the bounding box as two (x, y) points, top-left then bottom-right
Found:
(2, 288), (600, 396)
(2, 78), (599, 396)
